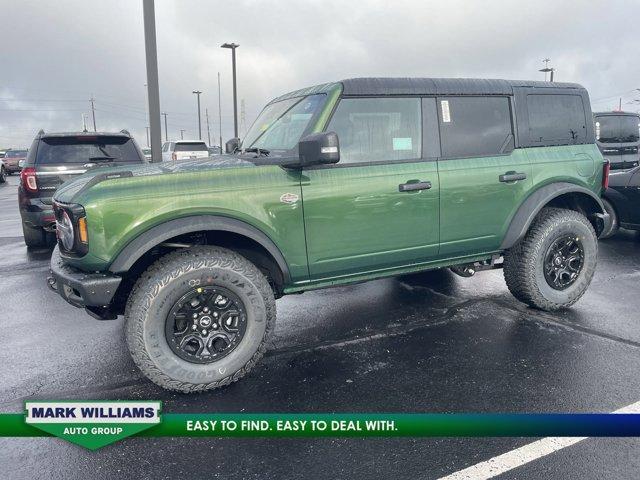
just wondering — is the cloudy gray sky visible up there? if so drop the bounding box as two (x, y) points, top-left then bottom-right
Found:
(1, 0), (638, 149)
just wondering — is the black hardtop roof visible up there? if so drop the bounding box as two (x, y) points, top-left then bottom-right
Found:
(593, 110), (640, 117)
(268, 77), (587, 104)
(340, 77), (585, 96)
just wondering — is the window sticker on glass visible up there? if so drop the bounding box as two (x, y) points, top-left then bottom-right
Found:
(393, 137), (413, 151)
(441, 100), (451, 123)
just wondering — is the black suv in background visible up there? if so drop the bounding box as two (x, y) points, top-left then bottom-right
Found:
(18, 130), (147, 248)
(594, 111), (640, 171)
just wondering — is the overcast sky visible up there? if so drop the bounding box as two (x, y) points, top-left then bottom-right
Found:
(1, 0), (638, 149)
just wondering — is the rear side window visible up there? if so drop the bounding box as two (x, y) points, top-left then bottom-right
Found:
(174, 142), (208, 152)
(438, 96), (513, 158)
(527, 94), (587, 143)
(327, 97), (421, 164)
(35, 136), (143, 165)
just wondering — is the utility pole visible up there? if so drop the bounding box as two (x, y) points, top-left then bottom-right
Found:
(145, 127), (150, 146)
(143, 0), (162, 162)
(221, 43), (240, 138)
(82, 114), (88, 132)
(205, 108), (211, 146)
(217, 72), (223, 149)
(162, 112), (168, 142)
(619, 98), (622, 111)
(180, 129), (185, 140)
(192, 90), (202, 140)
(90, 95), (97, 131)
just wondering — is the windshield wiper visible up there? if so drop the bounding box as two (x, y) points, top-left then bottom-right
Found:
(88, 156), (116, 163)
(242, 147), (270, 157)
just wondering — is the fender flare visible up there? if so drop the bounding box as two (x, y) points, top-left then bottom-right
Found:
(108, 215), (291, 283)
(500, 182), (606, 250)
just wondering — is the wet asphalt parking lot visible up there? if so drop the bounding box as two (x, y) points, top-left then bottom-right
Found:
(1, 174), (640, 479)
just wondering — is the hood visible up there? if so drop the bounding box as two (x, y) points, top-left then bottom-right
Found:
(53, 155), (257, 203)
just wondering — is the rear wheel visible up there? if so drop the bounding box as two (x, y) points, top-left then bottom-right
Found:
(22, 222), (48, 248)
(0, 166), (5, 183)
(503, 207), (597, 311)
(125, 246), (276, 392)
(599, 198), (618, 239)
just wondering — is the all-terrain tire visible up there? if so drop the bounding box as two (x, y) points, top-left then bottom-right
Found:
(599, 198), (618, 239)
(22, 222), (48, 248)
(124, 246), (276, 392)
(503, 207), (597, 311)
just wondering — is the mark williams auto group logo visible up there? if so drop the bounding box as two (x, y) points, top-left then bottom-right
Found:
(25, 401), (161, 450)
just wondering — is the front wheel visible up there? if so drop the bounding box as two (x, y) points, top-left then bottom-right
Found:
(503, 207), (597, 311)
(125, 246), (276, 392)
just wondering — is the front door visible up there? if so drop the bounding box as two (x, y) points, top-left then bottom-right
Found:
(301, 96), (440, 280)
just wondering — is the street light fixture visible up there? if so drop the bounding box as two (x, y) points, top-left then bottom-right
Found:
(221, 42), (240, 139)
(192, 90), (202, 140)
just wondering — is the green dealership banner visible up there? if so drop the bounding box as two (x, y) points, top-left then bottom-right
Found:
(2, 402), (640, 450)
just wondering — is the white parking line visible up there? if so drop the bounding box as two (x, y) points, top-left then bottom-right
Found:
(438, 400), (640, 480)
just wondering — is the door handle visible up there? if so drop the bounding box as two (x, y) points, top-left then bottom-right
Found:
(399, 181), (432, 192)
(499, 172), (527, 183)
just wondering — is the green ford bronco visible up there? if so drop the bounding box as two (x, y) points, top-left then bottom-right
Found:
(48, 78), (611, 392)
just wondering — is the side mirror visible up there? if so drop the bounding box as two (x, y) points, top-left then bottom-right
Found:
(298, 132), (340, 167)
(225, 137), (240, 154)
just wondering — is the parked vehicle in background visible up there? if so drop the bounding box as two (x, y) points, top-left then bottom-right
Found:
(161, 140), (209, 161)
(208, 146), (222, 155)
(594, 111), (640, 171)
(3, 149), (27, 174)
(0, 158), (6, 183)
(141, 147), (152, 161)
(19, 130), (147, 248)
(0, 149), (8, 158)
(600, 164), (640, 237)
(48, 77), (609, 392)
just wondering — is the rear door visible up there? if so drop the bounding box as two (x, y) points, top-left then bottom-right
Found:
(436, 96), (532, 256)
(301, 96), (440, 280)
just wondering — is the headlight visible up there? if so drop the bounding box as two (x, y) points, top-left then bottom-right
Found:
(57, 210), (75, 251)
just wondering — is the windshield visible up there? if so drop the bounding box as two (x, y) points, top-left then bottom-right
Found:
(596, 115), (640, 143)
(36, 136), (144, 164)
(6, 150), (27, 158)
(243, 94), (326, 152)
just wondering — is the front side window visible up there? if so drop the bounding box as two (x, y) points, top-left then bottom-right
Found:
(244, 94), (326, 153)
(527, 94), (586, 143)
(327, 97), (422, 164)
(438, 96), (513, 158)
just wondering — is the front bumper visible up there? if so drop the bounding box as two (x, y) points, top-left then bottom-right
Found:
(47, 246), (122, 319)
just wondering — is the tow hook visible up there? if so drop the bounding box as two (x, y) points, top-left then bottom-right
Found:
(47, 275), (58, 292)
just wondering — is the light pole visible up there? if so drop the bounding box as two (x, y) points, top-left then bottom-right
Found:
(143, 0), (162, 162)
(221, 43), (239, 138)
(162, 112), (168, 142)
(180, 129), (185, 140)
(205, 108), (211, 146)
(539, 58), (555, 82)
(217, 72), (223, 149)
(192, 90), (202, 140)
